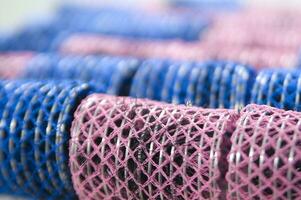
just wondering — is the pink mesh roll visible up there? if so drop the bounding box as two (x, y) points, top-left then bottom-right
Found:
(0, 52), (32, 79)
(69, 94), (239, 200)
(60, 34), (297, 69)
(227, 104), (301, 199)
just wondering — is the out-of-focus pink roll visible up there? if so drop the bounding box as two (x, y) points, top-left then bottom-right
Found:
(0, 52), (33, 79)
(227, 104), (301, 199)
(203, 27), (301, 51)
(69, 94), (239, 200)
(202, 45), (298, 69)
(213, 7), (301, 30)
(60, 34), (206, 61)
(60, 34), (298, 69)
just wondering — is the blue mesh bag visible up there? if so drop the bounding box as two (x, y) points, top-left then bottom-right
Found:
(251, 69), (301, 111)
(0, 80), (98, 199)
(23, 54), (140, 96)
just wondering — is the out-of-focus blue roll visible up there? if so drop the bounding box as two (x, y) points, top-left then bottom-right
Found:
(57, 5), (209, 41)
(251, 69), (301, 111)
(23, 53), (140, 96)
(130, 60), (256, 109)
(168, 0), (242, 10)
(0, 6), (209, 52)
(0, 80), (98, 199)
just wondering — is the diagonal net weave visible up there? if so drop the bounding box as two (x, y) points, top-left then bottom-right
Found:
(227, 104), (301, 199)
(69, 94), (239, 200)
(130, 60), (255, 109)
(0, 80), (97, 199)
(251, 69), (301, 111)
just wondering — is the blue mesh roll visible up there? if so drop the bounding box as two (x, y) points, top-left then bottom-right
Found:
(251, 69), (301, 111)
(0, 80), (97, 199)
(23, 54), (140, 96)
(169, 0), (242, 9)
(130, 60), (256, 109)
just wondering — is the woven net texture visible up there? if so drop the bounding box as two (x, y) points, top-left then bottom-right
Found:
(227, 104), (301, 199)
(251, 69), (301, 111)
(69, 94), (239, 200)
(0, 80), (97, 199)
(130, 60), (255, 110)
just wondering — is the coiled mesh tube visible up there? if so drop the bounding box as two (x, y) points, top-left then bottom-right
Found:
(227, 104), (301, 199)
(69, 94), (239, 199)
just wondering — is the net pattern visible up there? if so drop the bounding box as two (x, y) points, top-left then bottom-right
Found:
(0, 80), (97, 199)
(130, 60), (255, 109)
(227, 104), (301, 199)
(251, 69), (301, 111)
(69, 94), (239, 200)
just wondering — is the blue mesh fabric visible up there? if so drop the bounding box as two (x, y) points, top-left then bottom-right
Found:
(23, 54), (140, 96)
(130, 60), (256, 109)
(0, 80), (97, 199)
(251, 69), (301, 111)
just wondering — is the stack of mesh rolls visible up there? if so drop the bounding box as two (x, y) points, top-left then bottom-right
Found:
(60, 34), (299, 69)
(130, 60), (256, 109)
(251, 69), (301, 111)
(0, 53), (140, 96)
(0, 80), (98, 199)
(69, 94), (239, 199)
(227, 104), (301, 199)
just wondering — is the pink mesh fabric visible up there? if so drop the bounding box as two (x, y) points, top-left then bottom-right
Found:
(0, 52), (32, 79)
(227, 104), (301, 199)
(69, 94), (239, 200)
(60, 34), (297, 69)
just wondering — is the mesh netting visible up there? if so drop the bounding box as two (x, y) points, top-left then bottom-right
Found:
(251, 69), (301, 111)
(0, 80), (97, 199)
(227, 104), (301, 199)
(23, 53), (140, 96)
(130, 60), (255, 109)
(69, 94), (239, 200)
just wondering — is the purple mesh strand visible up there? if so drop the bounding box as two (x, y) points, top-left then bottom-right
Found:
(227, 104), (301, 199)
(69, 94), (239, 200)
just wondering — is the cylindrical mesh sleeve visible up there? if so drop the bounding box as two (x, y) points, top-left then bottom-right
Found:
(227, 104), (301, 199)
(69, 94), (239, 200)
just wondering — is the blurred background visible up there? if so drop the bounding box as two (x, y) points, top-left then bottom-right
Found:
(1, 0), (301, 31)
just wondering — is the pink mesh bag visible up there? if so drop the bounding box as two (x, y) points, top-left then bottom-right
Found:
(69, 94), (239, 200)
(227, 104), (301, 199)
